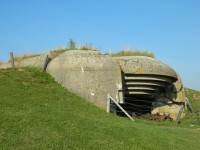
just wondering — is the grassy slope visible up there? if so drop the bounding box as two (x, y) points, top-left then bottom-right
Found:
(185, 88), (200, 113)
(0, 68), (200, 150)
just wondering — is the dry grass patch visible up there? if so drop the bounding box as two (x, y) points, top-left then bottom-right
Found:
(77, 43), (98, 51)
(48, 48), (69, 58)
(7, 54), (40, 63)
(110, 49), (155, 58)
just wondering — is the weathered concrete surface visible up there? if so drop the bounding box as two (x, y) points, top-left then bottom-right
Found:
(151, 75), (186, 120)
(18, 54), (47, 68)
(47, 50), (122, 109)
(114, 56), (177, 80)
(0, 54), (47, 69)
(151, 103), (185, 120)
(171, 75), (185, 102)
(0, 54), (48, 69)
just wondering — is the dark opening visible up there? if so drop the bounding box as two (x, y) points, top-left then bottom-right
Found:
(116, 95), (153, 117)
(116, 71), (158, 117)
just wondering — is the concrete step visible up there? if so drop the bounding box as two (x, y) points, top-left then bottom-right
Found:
(125, 91), (156, 95)
(124, 81), (166, 87)
(125, 86), (159, 91)
(123, 74), (174, 86)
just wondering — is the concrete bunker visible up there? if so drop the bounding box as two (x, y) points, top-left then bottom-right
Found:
(46, 50), (186, 120)
(0, 50), (186, 120)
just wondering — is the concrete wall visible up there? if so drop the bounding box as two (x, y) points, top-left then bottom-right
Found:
(0, 54), (47, 69)
(46, 50), (122, 109)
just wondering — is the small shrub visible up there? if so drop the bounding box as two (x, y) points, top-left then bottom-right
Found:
(68, 39), (76, 49)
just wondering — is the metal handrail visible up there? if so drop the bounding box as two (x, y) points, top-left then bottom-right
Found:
(107, 94), (135, 121)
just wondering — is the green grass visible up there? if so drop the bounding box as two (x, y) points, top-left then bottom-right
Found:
(185, 88), (200, 113)
(0, 68), (200, 150)
(110, 49), (155, 58)
(179, 88), (200, 127)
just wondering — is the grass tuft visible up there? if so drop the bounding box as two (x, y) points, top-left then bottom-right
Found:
(48, 48), (69, 58)
(77, 43), (98, 51)
(110, 49), (155, 58)
(48, 44), (98, 58)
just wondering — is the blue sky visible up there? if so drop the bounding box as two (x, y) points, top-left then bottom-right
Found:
(0, 0), (200, 91)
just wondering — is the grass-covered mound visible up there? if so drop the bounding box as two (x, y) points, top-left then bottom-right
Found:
(0, 68), (200, 150)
